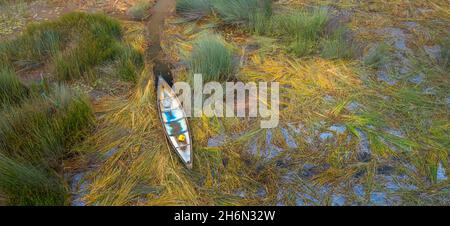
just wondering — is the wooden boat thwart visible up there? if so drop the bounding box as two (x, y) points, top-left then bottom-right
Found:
(157, 76), (193, 169)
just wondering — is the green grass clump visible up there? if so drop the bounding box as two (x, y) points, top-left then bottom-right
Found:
(0, 67), (28, 106)
(176, 0), (213, 20)
(0, 85), (93, 205)
(176, 0), (272, 33)
(321, 27), (355, 59)
(249, 8), (273, 35)
(212, 0), (272, 25)
(288, 38), (317, 58)
(0, 85), (94, 168)
(272, 8), (329, 57)
(127, 1), (152, 20)
(0, 13), (121, 64)
(363, 43), (391, 69)
(116, 44), (145, 82)
(50, 85), (95, 145)
(53, 35), (120, 81)
(57, 12), (122, 38)
(1, 12), (143, 82)
(189, 35), (234, 82)
(0, 28), (61, 66)
(440, 40), (449, 69)
(0, 154), (66, 205)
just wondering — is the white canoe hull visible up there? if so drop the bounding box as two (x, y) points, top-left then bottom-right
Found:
(157, 76), (193, 169)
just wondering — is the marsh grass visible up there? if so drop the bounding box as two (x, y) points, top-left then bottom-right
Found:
(175, 0), (273, 33)
(0, 0), (445, 206)
(127, 1), (152, 20)
(320, 27), (355, 59)
(116, 44), (145, 82)
(0, 85), (93, 168)
(271, 8), (329, 57)
(363, 43), (391, 69)
(1, 13), (120, 62)
(0, 28), (61, 67)
(76, 66), (273, 205)
(188, 35), (234, 82)
(1, 12), (143, 82)
(440, 40), (449, 69)
(212, 0), (272, 25)
(0, 12), (147, 205)
(79, 0), (450, 206)
(288, 38), (317, 58)
(53, 35), (120, 81)
(0, 154), (66, 205)
(249, 9), (273, 35)
(0, 67), (28, 106)
(176, 0), (213, 20)
(0, 85), (93, 205)
(243, 52), (449, 203)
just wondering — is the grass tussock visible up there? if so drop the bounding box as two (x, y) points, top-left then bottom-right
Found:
(128, 1), (152, 20)
(0, 12), (144, 82)
(212, 0), (272, 25)
(363, 43), (391, 69)
(175, 0), (273, 32)
(0, 85), (94, 168)
(272, 8), (329, 56)
(0, 0), (446, 206)
(116, 44), (145, 82)
(0, 154), (66, 205)
(53, 35), (120, 81)
(1, 12), (121, 63)
(248, 7), (273, 35)
(440, 40), (449, 69)
(176, 0), (213, 20)
(0, 85), (94, 205)
(0, 67), (28, 106)
(320, 27), (355, 60)
(188, 35), (234, 82)
(144, 0), (449, 206)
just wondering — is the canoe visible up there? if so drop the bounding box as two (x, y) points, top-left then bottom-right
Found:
(157, 76), (193, 169)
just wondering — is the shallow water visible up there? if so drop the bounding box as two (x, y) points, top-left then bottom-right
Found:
(437, 162), (448, 182)
(377, 70), (397, 85)
(281, 127), (298, 148)
(423, 45), (442, 60)
(207, 134), (226, 147)
(71, 172), (90, 206)
(329, 124), (346, 134)
(332, 194), (346, 206)
(409, 73), (424, 84)
(319, 132), (333, 141)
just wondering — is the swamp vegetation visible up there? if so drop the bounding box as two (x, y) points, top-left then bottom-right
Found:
(0, 0), (448, 205)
